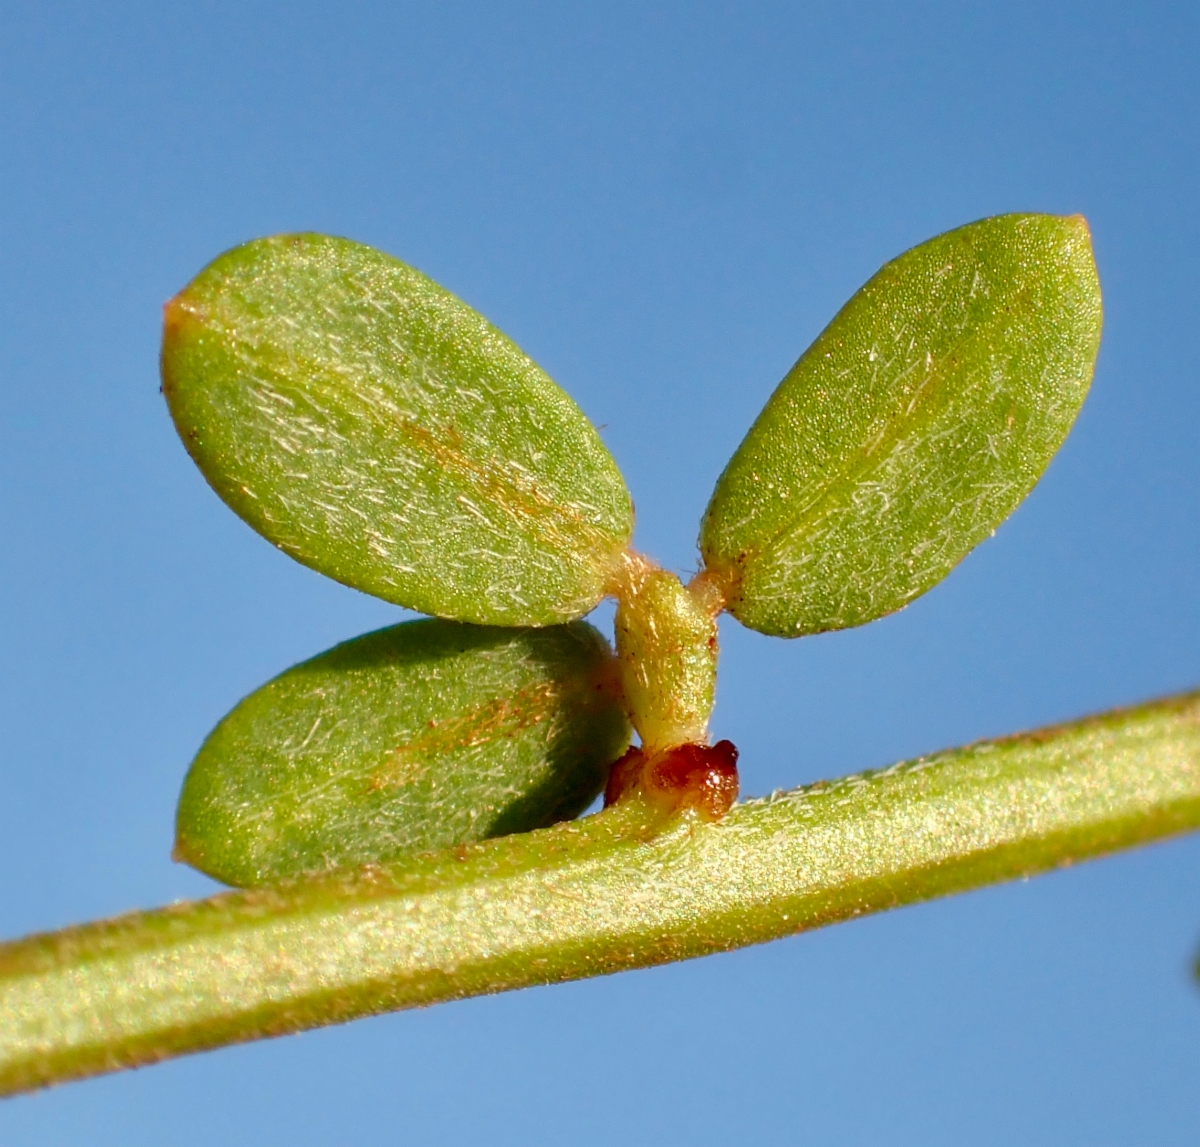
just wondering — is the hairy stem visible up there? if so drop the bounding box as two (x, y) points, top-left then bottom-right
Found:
(2, 689), (1199, 1096)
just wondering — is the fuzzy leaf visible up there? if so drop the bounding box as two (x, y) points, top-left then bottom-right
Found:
(700, 214), (1102, 636)
(162, 235), (633, 626)
(175, 620), (630, 888)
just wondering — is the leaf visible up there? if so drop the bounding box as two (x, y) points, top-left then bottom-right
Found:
(699, 213), (1103, 637)
(161, 234), (633, 626)
(174, 619), (630, 888)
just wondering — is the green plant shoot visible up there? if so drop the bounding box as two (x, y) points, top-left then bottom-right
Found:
(0, 211), (1162, 1099)
(612, 552), (719, 753)
(166, 213), (1107, 880)
(4, 689), (1198, 1096)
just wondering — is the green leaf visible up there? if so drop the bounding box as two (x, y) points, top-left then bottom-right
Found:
(161, 234), (633, 626)
(699, 214), (1103, 637)
(174, 619), (630, 888)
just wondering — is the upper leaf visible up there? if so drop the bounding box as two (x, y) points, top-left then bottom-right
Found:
(175, 619), (630, 888)
(700, 214), (1102, 637)
(162, 235), (633, 626)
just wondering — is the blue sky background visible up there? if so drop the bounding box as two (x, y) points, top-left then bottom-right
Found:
(1, 2), (1198, 1143)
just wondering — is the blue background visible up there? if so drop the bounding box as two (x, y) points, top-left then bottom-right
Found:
(2, 3), (1198, 1142)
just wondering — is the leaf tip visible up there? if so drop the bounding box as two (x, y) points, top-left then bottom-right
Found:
(160, 292), (209, 399)
(1053, 214), (1099, 278)
(161, 291), (203, 340)
(170, 834), (196, 868)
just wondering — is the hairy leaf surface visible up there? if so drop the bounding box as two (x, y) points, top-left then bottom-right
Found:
(175, 620), (630, 887)
(700, 214), (1102, 636)
(162, 235), (633, 625)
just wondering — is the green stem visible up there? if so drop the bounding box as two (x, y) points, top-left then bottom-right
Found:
(3, 689), (1199, 1096)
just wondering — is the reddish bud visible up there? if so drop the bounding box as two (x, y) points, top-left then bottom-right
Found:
(603, 740), (739, 822)
(649, 740), (739, 821)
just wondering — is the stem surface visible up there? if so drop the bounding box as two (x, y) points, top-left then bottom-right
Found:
(3, 689), (1199, 1096)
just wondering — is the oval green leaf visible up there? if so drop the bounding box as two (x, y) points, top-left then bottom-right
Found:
(162, 235), (633, 626)
(175, 619), (630, 888)
(700, 213), (1102, 637)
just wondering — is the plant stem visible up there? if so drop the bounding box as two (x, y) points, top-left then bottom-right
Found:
(3, 689), (1199, 1096)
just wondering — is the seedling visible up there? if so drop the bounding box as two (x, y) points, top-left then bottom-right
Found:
(2, 214), (1198, 1097)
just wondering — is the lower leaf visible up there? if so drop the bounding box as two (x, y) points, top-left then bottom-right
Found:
(174, 619), (630, 887)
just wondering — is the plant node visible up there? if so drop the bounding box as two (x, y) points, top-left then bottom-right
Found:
(603, 739), (740, 821)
